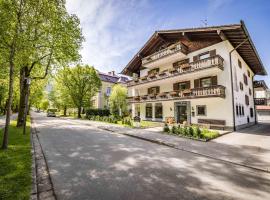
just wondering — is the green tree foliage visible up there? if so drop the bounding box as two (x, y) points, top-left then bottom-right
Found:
(109, 84), (128, 117)
(56, 65), (101, 118)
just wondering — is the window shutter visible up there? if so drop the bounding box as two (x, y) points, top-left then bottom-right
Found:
(211, 76), (218, 86)
(173, 83), (179, 91)
(193, 55), (199, 62)
(186, 81), (191, 89)
(156, 86), (160, 94)
(209, 49), (216, 57)
(148, 88), (151, 94)
(194, 79), (200, 88)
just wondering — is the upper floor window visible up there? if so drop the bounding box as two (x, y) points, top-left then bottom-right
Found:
(201, 77), (212, 87)
(238, 59), (242, 68)
(249, 88), (252, 96)
(245, 95), (249, 105)
(239, 82), (243, 90)
(236, 105), (239, 116)
(247, 70), (251, 77)
(148, 68), (159, 75)
(148, 86), (160, 95)
(250, 108), (254, 118)
(106, 87), (111, 96)
(199, 52), (210, 60)
(243, 74), (248, 85)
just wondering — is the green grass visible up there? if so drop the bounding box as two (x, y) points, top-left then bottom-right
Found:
(0, 119), (31, 200)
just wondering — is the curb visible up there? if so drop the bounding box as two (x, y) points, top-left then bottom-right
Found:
(99, 127), (270, 174)
(31, 116), (57, 200)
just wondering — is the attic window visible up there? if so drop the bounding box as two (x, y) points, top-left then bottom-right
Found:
(199, 52), (210, 60)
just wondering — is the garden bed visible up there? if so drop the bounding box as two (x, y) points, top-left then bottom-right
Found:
(163, 124), (219, 141)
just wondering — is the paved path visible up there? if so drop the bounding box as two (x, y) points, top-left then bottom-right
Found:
(32, 112), (270, 200)
(63, 117), (270, 172)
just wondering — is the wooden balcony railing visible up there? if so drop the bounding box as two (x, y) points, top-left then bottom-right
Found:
(128, 55), (224, 87)
(254, 98), (267, 105)
(128, 85), (226, 102)
(142, 42), (188, 65)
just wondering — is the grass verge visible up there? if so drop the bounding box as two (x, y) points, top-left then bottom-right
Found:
(0, 119), (31, 200)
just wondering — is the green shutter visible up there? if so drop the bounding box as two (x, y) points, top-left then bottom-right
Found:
(194, 79), (200, 88)
(211, 76), (218, 86)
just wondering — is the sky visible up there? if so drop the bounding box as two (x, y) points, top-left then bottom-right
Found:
(66, 0), (270, 85)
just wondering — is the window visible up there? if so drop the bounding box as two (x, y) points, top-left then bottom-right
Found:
(243, 74), (248, 85)
(236, 105), (239, 116)
(239, 82), (243, 90)
(178, 82), (189, 90)
(146, 104), (152, 118)
(199, 52), (210, 60)
(148, 86), (159, 95)
(238, 59), (242, 68)
(250, 108), (254, 118)
(155, 103), (163, 119)
(197, 105), (206, 116)
(106, 87), (111, 96)
(249, 88), (252, 96)
(242, 106), (244, 116)
(239, 105), (242, 115)
(245, 95), (249, 105)
(200, 77), (212, 87)
(247, 70), (250, 77)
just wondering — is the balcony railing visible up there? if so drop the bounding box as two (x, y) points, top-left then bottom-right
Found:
(254, 98), (267, 105)
(128, 85), (225, 103)
(142, 42), (188, 65)
(128, 55), (224, 87)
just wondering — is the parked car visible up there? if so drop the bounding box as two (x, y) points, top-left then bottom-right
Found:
(47, 109), (57, 117)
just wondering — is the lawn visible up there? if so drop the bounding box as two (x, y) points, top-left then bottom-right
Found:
(0, 119), (31, 200)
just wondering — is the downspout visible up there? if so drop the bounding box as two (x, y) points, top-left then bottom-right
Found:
(229, 38), (249, 131)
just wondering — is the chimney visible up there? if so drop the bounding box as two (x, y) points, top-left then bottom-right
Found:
(108, 71), (115, 76)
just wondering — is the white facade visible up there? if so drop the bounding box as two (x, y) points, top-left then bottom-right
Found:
(128, 40), (256, 130)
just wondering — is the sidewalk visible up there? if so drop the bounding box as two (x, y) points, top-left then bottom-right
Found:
(65, 118), (270, 172)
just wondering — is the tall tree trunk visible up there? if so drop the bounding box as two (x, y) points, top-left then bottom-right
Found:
(2, 59), (15, 149)
(64, 106), (67, 116)
(17, 67), (27, 127)
(78, 106), (82, 118)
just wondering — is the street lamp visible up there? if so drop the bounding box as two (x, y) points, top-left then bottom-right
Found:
(23, 77), (31, 135)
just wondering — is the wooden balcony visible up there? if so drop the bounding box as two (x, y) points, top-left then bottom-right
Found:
(254, 98), (267, 105)
(142, 42), (188, 65)
(128, 55), (224, 87)
(128, 85), (226, 103)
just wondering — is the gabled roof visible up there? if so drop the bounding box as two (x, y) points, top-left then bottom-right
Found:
(98, 71), (130, 84)
(254, 80), (269, 90)
(121, 20), (267, 76)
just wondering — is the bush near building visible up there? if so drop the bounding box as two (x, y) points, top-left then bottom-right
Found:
(163, 123), (219, 141)
(85, 108), (110, 117)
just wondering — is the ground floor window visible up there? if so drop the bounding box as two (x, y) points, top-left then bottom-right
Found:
(155, 103), (163, 119)
(146, 103), (152, 118)
(197, 105), (206, 116)
(135, 104), (140, 117)
(250, 107), (254, 118)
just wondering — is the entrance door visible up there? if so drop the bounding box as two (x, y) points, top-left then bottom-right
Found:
(177, 105), (187, 124)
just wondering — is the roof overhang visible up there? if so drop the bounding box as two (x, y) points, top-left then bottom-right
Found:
(121, 20), (267, 76)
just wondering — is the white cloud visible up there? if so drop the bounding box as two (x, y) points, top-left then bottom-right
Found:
(66, 0), (160, 73)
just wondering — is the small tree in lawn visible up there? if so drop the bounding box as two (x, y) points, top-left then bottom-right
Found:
(56, 65), (101, 118)
(109, 84), (128, 117)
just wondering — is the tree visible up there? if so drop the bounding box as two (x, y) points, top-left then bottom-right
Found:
(16, 0), (83, 127)
(0, 0), (25, 149)
(109, 84), (128, 117)
(40, 100), (49, 111)
(56, 65), (101, 118)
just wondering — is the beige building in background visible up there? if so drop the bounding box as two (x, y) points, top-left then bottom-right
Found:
(122, 21), (267, 131)
(91, 71), (129, 109)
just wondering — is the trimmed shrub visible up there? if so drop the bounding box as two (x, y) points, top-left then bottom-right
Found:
(193, 126), (201, 138)
(86, 108), (110, 117)
(188, 127), (194, 137)
(171, 125), (177, 134)
(163, 123), (170, 133)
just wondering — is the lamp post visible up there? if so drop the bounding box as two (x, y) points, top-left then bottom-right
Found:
(23, 77), (31, 135)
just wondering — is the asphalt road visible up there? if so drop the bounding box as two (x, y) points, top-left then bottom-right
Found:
(32, 112), (270, 200)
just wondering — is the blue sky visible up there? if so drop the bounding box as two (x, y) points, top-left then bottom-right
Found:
(66, 0), (270, 85)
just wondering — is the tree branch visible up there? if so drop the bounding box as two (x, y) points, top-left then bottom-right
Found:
(31, 52), (53, 80)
